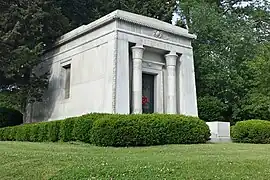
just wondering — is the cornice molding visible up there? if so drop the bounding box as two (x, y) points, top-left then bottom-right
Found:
(55, 10), (196, 47)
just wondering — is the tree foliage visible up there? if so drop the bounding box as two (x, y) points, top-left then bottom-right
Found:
(239, 43), (270, 120)
(0, 0), (177, 113)
(56, 0), (177, 28)
(177, 0), (270, 122)
(0, 0), (69, 112)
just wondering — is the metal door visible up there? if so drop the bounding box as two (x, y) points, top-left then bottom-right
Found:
(142, 74), (155, 114)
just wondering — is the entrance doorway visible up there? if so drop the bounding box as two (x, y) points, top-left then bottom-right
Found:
(142, 73), (155, 114)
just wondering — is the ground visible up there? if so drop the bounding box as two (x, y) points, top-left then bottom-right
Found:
(1, 142), (270, 180)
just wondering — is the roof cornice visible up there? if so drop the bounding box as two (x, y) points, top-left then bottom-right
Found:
(55, 10), (197, 46)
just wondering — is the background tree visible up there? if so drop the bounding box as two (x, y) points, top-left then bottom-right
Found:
(56, 0), (177, 29)
(239, 43), (270, 120)
(0, 0), (69, 114)
(0, 0), (177, 117)
(177, 0), (270, 123)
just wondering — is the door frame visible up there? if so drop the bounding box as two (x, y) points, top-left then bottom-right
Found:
(142, 60), (164, 113)
(142, 73), (155, 114)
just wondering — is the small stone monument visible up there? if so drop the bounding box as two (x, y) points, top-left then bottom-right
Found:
(206, 122), (231, 143)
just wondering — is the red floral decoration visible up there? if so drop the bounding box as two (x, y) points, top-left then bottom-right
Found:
(142, 96), (149, 105)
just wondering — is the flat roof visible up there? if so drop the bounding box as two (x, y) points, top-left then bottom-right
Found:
(56, 10), (196, 46)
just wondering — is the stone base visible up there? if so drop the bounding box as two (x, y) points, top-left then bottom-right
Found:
(208, 137), (232, 143)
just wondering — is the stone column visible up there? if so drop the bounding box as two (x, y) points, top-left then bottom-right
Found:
(131, 44), (145, 114)
(165, 51), (178, 114)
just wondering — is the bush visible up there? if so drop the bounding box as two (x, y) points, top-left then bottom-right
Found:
(48, 121), (61, 142)
(15, 124), (32, 141)
(29, 124), (40, 142)
(0, 113), (211, 147)
(0, 107), (23, 128)
(0, 128), (4, 141)
(231, 120), (270, 143)
(60, 118), (76, 142)
(0, 113), (110, 143)
(72, 113), (109, 143)
(1, 127), (15, 141)
(38, 122), (49, 142)
(91, 114), (210, 147)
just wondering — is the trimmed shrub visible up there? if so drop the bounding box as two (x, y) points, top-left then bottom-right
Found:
(48, 121), (61, 142)
(72, 113), (109, 143)
(91, 114), (210, 147)
(1, 128), (8, 141)
(15, 124), (32, 141)
(9, 126), (19, 141)
(38, 122), (49, 142)
(231, 120), (270, 143)
(0, 107), (23, 128)
(0, 113), (210, 146)
(60, 118), (76, 142)
(1, 127), (14, 141)
(29, 124), (40, 142)
(0, 128), (3, 141)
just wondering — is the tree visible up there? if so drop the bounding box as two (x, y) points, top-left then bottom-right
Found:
(0, 0), (69, 113)
(0, 0), (177, 116)
(176, 0), (270, 122)
(239, 43), (270, 120)
(56, 0), (177, 29)
(197, 95), (228, 122)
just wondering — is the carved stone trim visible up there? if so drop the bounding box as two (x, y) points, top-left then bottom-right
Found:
(142, 61), (164, 71)
(55, 10), (196, 47)
(153, 30), (163, 39)
(117, 29), (193, 50)
(113, 11), (196, 39)
(160, 70), (164, 113)
(143, 59), (165, 66)
(112, 31), (118, 113)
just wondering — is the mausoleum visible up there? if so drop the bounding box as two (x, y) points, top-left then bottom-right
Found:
(26, 10), (198, 122)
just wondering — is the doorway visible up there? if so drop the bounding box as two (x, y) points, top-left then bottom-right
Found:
(142, 73), (155, 114)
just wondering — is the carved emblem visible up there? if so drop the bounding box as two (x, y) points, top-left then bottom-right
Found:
(153, 30), (163, 38)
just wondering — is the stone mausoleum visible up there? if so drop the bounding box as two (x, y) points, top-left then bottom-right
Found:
(26, 10), (198, 122)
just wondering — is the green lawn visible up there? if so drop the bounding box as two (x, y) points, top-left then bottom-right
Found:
(1, 142), (270, 180)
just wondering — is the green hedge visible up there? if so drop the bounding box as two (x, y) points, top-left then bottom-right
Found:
(72, 114), (108, 143)
(0, 107), (23, 128)
(231, 120), (270, 143)
(0, 113), (108, 143)
(91, 114), (210, 147)
(0, 113), (210, 147)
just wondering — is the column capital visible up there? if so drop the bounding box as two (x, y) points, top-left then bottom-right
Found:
(132, 44), (145, 59)
(131, 43), (144, 49)
(165, 51), (178, 66)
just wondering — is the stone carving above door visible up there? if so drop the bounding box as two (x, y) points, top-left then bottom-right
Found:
(153, 30), (163, 38)
(152, 30), (170, 40)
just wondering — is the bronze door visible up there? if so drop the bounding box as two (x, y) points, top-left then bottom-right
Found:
(142, 74), (155, 114)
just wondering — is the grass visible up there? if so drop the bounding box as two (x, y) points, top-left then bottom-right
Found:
(1, 142), (270, 180)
